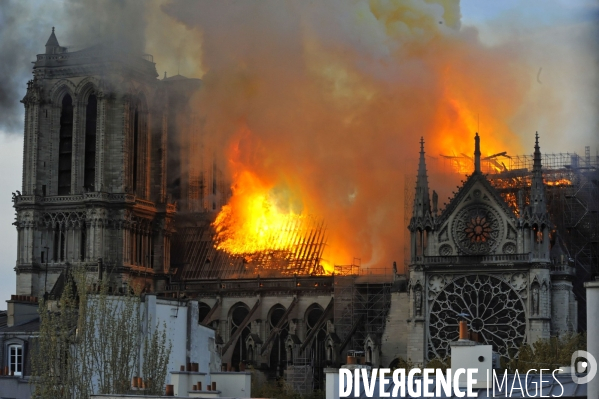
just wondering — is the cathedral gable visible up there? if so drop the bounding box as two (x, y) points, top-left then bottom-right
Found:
(436, 174), (518, 256)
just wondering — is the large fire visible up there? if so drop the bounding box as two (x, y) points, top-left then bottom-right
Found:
(212, 170), (298, 255)
(179, 0), (537, 273)
(212, 132), (334, 274)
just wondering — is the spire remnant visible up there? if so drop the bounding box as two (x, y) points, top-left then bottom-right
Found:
(474, 133), (481, 173)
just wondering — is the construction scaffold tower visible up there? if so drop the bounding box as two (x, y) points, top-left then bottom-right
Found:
(333, 274), (392, 362)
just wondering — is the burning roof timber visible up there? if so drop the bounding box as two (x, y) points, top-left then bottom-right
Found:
(172, 213), (328, 280)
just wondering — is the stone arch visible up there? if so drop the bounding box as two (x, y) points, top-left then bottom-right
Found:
(267, 303), (289, 376)
(364, 335), (379, 365)
(304, 303), (328, 387)
(75, 80), (100, 191)
(75, 77), (101, 99)
(49, 79), (76, 105)
(228, 302), (251, 371)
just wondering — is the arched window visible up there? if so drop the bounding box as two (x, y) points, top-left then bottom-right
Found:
(84, 94), (97, 190)
(53, 224), (66, 262)
(305, 304), (327, 389)
(58, 94), (74, 195)
(268, 304), (289, 376)
(132, 102), (139, 192)
(230, 303), (251, 371)
(129, 95), (148, 196)
(8, 344), (23, 376)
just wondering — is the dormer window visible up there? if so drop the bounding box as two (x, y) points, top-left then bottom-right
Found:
(8, 344), (23, 376)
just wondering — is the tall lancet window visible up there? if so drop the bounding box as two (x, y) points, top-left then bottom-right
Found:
(58, 94), (74, 195)
(132, 104), (139, 193)
(84, 94), (97, 190)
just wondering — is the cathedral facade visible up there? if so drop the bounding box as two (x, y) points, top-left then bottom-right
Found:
(405, 134), (578, 364)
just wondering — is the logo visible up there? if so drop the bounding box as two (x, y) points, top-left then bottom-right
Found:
(571, 350), (597, 384)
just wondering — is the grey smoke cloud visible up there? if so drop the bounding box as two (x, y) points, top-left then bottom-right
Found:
(0, 0), (150, 134)
(0, 0), (596, 273)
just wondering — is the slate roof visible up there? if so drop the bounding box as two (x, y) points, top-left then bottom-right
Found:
(45, 28), (59, 47)
(0, 310), (7, 328)
(0, 317), (40, 333)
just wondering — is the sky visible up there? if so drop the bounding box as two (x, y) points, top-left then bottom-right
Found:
(0, 0), (597, 309)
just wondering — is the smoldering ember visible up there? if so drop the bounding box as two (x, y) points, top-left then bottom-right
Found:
(0, 2), (597, 399)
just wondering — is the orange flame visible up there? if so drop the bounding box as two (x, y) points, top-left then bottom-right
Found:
(213, 169), (302, 254)
(212, 129), (335, 274)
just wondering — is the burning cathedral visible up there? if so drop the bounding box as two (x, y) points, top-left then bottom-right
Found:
(6, 29), (598, 392)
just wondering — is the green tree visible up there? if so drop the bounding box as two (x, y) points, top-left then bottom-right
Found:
(31, 267), (172, 398)
(505, 333), (587, 373)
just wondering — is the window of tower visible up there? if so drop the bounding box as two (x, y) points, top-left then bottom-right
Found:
(84, 94), (97, 190)
(132, 104), (139, 193)
(53, 225), (66, 262)
(58, 94), (74, 195)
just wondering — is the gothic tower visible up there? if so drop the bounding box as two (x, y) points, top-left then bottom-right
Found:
(13, 29), (176, 297)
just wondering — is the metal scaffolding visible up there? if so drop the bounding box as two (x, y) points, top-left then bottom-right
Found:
(486, 150), (599, 330)
(333, 275), (392, 361)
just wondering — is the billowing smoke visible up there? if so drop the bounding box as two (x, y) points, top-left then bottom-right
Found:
(160, 0), (533, 268)
(1, 0), (597, 270)
(0, 0), (199, 133)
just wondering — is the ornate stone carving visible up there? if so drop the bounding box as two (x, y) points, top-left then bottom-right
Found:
(414, 285), (423, 317)
(502, 242), (516, 254)
(428, 274), (526, 359)
(439, 244), (453, 256)
(452, 204), (503, 255)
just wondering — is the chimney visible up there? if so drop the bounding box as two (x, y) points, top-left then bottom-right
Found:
(459, 319), (468, 340)
(451, 316), (498, 389)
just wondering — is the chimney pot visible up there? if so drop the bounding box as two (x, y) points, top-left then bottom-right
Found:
(459, 320), (468, 340)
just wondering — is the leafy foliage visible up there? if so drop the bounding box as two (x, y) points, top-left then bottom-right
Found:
(504, 333), (587, 373)
(31, 267), (171, 398)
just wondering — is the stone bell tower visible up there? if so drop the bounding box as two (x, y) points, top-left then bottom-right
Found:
(13, 28), (176, 297)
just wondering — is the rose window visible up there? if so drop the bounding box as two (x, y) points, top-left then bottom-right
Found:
(453, 204), (503, 255)
(428, 275), (526, 360)
(465, 216), (492, 242)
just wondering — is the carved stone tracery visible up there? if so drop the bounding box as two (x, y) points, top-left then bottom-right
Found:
(428, 274), (526, 360)
(452, 204), (503, 255)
